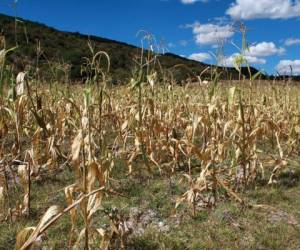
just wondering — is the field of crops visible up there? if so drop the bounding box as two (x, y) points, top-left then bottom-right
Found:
(1, 74), (300, 249)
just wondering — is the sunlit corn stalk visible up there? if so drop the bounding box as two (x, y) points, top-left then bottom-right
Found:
(83, 41), (110, 152)
(238, 91), (248, 187)
(27, 160), (31, 215)
(130, 68), (151, 173)
(1, 159), (13, 222)
(0, 41), (17, 96)
(82, 88), (91, 249)
(35, 40), (42, 86)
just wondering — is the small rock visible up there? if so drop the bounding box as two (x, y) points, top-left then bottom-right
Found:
(158, 221), (170, 233)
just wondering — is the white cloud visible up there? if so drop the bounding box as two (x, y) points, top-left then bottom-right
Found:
(222, 42), (284, 67)
(189, 52), (212, 62)
(227, 0), (300, 20)
(222, 42), (283, 67)
(187, 22), (234, 45)
(276, 60), (300, 74)
(224, 53), (266, 66)
(285, 38), (300, 46)
(246, 42), (285, 57)
(181, 0), (208, 4)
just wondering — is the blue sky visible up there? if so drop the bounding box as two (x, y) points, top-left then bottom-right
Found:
(1, 0), (300, 75)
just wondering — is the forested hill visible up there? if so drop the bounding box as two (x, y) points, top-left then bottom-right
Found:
(0, 13), (262, 83)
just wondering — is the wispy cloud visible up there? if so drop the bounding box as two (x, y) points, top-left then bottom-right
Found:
(188, 52), (212, 62)
(180, 0), (209, 4)
(167, 42), (176, 48)
(179, 40), (189, 46)
(285, 38), (300, 46)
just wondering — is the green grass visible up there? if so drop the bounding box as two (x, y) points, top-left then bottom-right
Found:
(1, 163), (299, 250)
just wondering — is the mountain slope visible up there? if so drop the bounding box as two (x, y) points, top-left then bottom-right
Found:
(0, 14), (261, 83)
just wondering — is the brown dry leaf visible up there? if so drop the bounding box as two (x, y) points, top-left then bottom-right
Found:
(15, 72), (26, 96)
(71, 129), (83, 168)
(0, 186), (4, 203)
(87, 192), (103, 221)
(275, 132), (283, 159)
(87, 162), (98, 192)
(17, 165), (30, 214)
(96, 228), (112, 250)
(20, 206), (60, 250)
(15, 227), (36, 250)
(64, 185), (77, 232)
(121, 120), (128, 131)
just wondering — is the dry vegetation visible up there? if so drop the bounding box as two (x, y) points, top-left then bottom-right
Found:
(0, 33), (300, 249)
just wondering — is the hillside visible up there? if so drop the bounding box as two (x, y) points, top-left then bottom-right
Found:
(0, 13), (261, 83)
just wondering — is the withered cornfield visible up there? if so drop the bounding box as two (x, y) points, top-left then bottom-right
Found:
(1, 75), (300, 249)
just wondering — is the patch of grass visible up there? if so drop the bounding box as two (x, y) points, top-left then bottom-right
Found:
(123, 181), (300, 250)
(2, 165), (300, 249)
(0, 169), (74, 249)
(127, 227), (186, 250)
